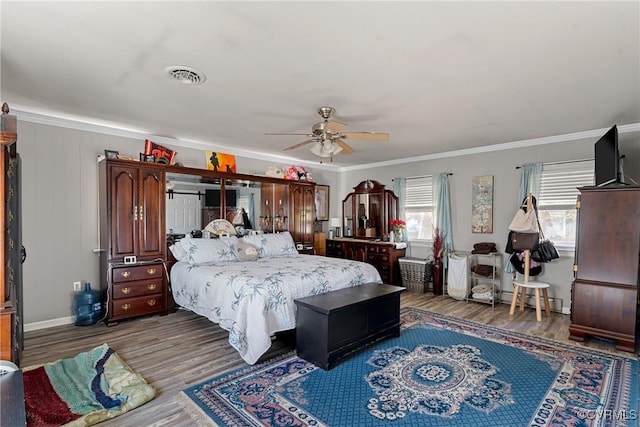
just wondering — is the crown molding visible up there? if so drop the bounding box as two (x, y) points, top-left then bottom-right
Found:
(338, 123), (640, 172)
(13, 109), (639, 174)
(12, 109), (341, 172)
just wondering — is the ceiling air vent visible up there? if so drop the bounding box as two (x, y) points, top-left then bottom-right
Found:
(165, 66), (206, 85)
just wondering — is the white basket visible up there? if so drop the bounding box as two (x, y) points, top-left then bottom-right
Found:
(399, 257), (432, 293)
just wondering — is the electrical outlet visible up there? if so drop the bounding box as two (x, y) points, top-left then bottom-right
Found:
(73, 281), (82, 292)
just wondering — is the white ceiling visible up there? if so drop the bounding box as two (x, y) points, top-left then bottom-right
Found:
(2, 1), (639, 168)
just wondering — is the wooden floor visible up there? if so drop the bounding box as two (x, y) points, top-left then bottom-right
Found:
(21, 292), (630, 427)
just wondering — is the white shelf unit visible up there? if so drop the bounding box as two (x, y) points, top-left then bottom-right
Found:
(467, 253), (502, 309)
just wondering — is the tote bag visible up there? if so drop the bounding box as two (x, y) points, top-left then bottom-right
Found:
(508, 209), (539, 233)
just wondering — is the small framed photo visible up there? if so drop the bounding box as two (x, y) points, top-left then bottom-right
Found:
(104, 149), (119, 159)
(140, 153), (155, 162)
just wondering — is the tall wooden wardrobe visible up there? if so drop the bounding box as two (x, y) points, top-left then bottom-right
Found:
(0, 104), (23, 364)
(569, 185), (640, 352)
(99, 158), (168, 326)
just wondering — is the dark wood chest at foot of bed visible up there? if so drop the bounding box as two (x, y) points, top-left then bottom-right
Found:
(294, 283), (405, 370)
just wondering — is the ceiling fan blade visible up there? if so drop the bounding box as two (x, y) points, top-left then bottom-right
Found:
(325, 120), (347, 133)
(283, 139), (315, 151)
(265, 132), (313, 136)
(341, 132), (389, 141)
(334, 139), (355, 155)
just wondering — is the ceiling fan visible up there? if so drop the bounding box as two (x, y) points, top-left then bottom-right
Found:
(265, 107), (389, 161)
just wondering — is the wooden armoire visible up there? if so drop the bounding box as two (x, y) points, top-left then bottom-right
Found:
(0, 103), (23, 364)
(99, 158), (169, 326)
(569, 185), (640, 352)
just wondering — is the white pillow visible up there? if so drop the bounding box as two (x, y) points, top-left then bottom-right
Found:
(169, 240), (188, 262)
(242, 232), (298, 258)
(180, 236), (238, 264)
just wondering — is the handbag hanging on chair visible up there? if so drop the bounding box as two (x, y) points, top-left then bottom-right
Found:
(531, 215), (560, 262)
(510, 231), (540, 251)
(508, 208), (539, 233)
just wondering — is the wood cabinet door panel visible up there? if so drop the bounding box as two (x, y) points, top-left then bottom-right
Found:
(138, 169), (165, 258)
(575, 189), (640, 286)
(110, 166), (137, 258)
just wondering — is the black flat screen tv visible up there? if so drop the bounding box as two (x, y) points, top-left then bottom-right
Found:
(594, 125), (620, 186)
(204, 189), (237, 207)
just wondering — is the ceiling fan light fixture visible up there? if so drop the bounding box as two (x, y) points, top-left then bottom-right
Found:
(310, 142), (332, 157)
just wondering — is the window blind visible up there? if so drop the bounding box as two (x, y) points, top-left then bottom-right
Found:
(539, 161), (594, 208)
(405, 176), (433, 208)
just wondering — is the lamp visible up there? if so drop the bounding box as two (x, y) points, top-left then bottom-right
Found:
(330, 217), (341, 238)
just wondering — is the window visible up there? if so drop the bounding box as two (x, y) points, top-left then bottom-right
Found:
(537, 161), (594, 249)
(404, 176), (434, 241)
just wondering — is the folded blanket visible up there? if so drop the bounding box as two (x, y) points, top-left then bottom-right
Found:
(23, 344), (155, 427)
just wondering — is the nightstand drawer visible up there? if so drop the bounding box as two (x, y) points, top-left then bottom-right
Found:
(112, 295), (164, 317)
(112, 263), (163, 283)
(113, 279), (162, 299)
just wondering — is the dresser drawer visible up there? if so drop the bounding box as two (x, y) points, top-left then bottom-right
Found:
(112, 294), (164, 318)
(113, 279), (163, 299)
(367, 253), (390, 264)
(112, 263), (163, 283)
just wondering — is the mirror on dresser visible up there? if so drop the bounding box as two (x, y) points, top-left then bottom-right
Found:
(342, 179), (399, 240)
(327, 179), (405, 285)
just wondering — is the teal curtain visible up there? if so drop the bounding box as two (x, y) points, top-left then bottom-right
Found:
(517, 163), (543, 205)
(393, 177), (407, 243)
(434, 173), (453, 267)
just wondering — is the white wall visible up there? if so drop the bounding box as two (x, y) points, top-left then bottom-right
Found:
(17, 119), (640, 325)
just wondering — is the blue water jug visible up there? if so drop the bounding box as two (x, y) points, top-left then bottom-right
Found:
(74, 282), (103, 326)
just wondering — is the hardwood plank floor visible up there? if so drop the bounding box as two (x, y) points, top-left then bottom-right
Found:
(21, 293), (630, 427)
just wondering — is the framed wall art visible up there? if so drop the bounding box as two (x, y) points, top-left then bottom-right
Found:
(315, 185), (329, 221)
(471, 175), (494, 233)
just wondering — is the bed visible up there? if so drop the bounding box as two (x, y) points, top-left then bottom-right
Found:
(169, 232), (382, 364)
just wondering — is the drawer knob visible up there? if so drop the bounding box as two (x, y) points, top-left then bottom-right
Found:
(121, 303), (131, 311)
(148, 283), (157, 291)
(121, 271), (131, 278)
(147, 299), (156, 306)
(147, 268), (156, 275)
(121, 287), (131, 295)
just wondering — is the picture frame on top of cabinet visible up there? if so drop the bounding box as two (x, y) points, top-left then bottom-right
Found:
(104, 149), (119, 159)
(315, 185), (330, 221)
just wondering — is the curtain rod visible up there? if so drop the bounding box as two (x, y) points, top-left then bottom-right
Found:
(393, 173), (452, 181)
(515, 158), (593, 169)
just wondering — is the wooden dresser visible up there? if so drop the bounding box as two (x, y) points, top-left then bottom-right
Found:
(0, 104), (22, 364)
(569, 186), (640, 352)
(326, 238), (405, 285)
(99, 159), (169, 325)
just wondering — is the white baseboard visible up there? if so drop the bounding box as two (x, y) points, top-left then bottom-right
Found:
(24, 316), (75, 332)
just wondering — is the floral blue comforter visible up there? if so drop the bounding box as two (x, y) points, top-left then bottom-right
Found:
(171, 254), (382, 364)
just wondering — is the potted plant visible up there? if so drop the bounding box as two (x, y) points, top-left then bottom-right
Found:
(390, 219), (406, 242)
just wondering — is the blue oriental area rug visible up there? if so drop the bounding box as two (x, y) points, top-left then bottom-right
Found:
(180, 307), (638, 427)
